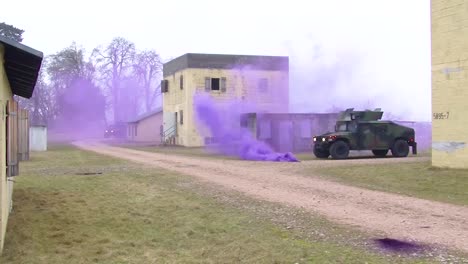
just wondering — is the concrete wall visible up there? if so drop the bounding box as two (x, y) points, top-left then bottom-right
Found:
(127, 113), (163, 143)
(253, 113), (340, 153)
(29, 126), (47, 151)
(163, 67), (289, 147)
(431, 0), (468, 168)
(250, 114), (431, 153)
(0, 44), (14, 252)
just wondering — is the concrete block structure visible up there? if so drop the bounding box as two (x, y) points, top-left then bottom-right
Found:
(0, 36), (43, 253)
(162, 53), (289, 147)
(431, 0), (468, 168)
(241, 113), (339, 153)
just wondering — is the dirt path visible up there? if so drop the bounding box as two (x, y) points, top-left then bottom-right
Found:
(74, 141), (468, 253)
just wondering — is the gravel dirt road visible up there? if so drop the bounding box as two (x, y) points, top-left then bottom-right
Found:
(74, 141), (468, 253)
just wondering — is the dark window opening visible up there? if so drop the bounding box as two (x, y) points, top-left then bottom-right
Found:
(211, 78), (220, 90)
(161, 80), (169, 93)
(180, 110), (183, 125)
(180, 75), (184, 89)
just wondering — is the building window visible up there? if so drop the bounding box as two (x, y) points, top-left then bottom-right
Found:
(205, 77), (227, 92)
(211, 78), (220, 90)
(258, 78), (268, 93)
(161, 79), (169, 93)
(135, 126), (138, 137)
(180, 110), (183, 125)
(204, 137), (217, 144)
(180, 75), (183, 90)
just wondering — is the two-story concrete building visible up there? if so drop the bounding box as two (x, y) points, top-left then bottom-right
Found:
(161, 53), (289, 147)
(431, 0), (468, 168)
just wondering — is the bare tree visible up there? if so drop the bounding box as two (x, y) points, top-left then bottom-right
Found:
(133, 50), (163, 112)
(47, 42), (95, 90)
(41, 42), (108, 134)
(16, 65), (55, 125)
(92, 37), (136, 123)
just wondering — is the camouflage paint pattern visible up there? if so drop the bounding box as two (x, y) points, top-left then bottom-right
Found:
(313, 109), (416, 151)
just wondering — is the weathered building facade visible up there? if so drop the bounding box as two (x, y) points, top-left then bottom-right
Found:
(162, 53), (289, 147)
(0, 36), (43, 253)
(431, 0), (468, 168)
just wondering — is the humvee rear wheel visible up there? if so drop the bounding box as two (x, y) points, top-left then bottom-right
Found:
(372, 149), (388, 157)
(391, 139), (409, 157)
(313, 145), (330, 158)
(329, 141), (350, 159)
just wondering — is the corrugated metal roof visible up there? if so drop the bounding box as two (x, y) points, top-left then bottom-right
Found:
(127, 107), (163, 123)
(0, 36), (43, 99)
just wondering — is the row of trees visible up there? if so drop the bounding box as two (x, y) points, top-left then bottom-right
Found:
(1, 22), (163, 131)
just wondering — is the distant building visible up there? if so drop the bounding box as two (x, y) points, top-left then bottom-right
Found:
(0, 36), (43, 253)
(126, 107), (163, 143)
(431, 0), (468, 168)
(161, 53), (289, 147)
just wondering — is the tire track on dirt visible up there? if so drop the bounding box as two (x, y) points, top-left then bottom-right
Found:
(74, 141), (468, 253)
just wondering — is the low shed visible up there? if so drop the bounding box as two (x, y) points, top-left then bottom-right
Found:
(241, 112), (340, 153)
(30, 126), (47, 151)
(126, 108), (163, 143)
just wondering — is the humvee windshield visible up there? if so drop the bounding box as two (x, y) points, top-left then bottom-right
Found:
(335, 121), (357, 132)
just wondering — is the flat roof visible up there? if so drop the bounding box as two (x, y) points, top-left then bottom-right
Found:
(163, 53), (289, 77)
(0, 36), (43, 99)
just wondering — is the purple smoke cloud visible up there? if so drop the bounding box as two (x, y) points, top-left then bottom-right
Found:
(193, 93), (299, 162)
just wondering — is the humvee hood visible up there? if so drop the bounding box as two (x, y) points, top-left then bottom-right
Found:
(317, 131), (349, 137)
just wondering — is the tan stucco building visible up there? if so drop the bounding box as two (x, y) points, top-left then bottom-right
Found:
(431, 0), (468, 168)
(0, 36), (43, 253)
(126, 108), (163, 143)
(161, 53), (289, 147)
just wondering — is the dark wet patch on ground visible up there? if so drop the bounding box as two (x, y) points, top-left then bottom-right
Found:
(374, 238), (427, 253)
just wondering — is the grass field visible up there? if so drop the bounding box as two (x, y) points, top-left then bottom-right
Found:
(312, 161), (468, 206)
(0, 144), (436, 264)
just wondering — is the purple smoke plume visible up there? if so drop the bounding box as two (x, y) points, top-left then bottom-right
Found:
(193, 93), (299, 162)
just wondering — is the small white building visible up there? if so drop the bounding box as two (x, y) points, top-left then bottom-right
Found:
(29, 126), (47, 151)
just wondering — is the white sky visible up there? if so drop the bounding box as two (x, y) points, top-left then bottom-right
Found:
(2, 0), (431, 121)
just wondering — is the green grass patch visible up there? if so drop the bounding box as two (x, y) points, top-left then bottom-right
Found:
(0, 145), (436, 263)
(312, 161), (468, 206)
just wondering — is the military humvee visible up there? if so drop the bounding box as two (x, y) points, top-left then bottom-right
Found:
(312, 108), (417, 159)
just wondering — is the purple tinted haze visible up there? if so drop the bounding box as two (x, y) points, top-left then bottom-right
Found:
(193, 93), (299, 162)
(50, 77), (107, 141)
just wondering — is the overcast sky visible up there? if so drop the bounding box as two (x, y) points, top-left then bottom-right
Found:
(3, 0), (431, 121)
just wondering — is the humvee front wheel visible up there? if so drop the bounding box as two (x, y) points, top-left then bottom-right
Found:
(313, 145), (330, 158)
(372, 149), (388, 157)
(329, 141), (350, 159)
(391, 139), (409, 157)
